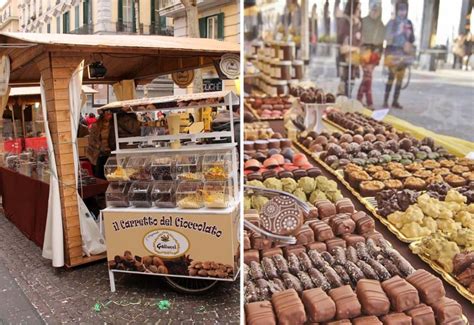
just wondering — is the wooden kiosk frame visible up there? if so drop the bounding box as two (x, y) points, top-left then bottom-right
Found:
(0, 32), (239, 267)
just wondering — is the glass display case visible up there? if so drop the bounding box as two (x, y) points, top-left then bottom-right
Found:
(150, 155), (174, 181)
(128, 181), (152, 208)
(203, 181), (230, 209)
(176, 154), (201, 181)
(151, 181), (176, 208)
(176, 181), (204, 209)
(106, 182), (131, 208)
(104, 156), (129, 181)
(126, 156), (152, 181)
(203, 152), (232, 181)
(6, 154), (19, 172)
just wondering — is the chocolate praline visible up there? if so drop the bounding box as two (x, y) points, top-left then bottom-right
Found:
(279, 171), (294, 179)
(262, 170), (278, 180)
(247, 173), (263, 181)
(293, 169), (308, 180)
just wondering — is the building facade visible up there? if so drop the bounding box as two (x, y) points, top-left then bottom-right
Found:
(0, 0), (20, 32)
(18, 0), (173, 36)
(158, 0), (240, 94)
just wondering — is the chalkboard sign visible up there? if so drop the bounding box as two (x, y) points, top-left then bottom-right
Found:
(203, 78), (223, 92)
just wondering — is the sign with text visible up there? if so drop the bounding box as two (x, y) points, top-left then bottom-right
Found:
(103, 208), (240, 280)
(203, 78), (223, 92)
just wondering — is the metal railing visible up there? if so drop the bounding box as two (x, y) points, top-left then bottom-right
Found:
(70, 23), (93, 34)
(149, 24), (174, 36)
(116, 21), (144, 33)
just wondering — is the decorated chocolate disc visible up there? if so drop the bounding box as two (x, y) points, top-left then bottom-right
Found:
(261, 196), (303, 236)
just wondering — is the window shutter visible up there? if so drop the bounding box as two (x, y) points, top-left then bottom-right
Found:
(217, 13), (224, 40)
(83, 0), (89, 25)
(132, 0), (137, 32)
(150, 0), (155, 24)
(118, 0), (123, 23)
(199, 17), (206, 38)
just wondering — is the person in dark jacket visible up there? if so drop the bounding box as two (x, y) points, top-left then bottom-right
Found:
(383, 0), (415, 109)
(86, 110), (141, 179)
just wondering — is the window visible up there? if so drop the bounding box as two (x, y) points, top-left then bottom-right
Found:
(74, 5), (79, 29)
(56, 16), (60, 33)
(83, 0), (90, 25)
(206, 16), (218, 39)
(63, 12), (69, 33)
(123, 0), (133, 23)
(47, 23), (50, 33)
(199, 13), (224, 40)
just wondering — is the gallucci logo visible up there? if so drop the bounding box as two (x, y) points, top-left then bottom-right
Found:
(144, 229), (190, 258)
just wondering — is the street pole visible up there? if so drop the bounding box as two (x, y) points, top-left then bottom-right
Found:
(301, 0), (310, 78)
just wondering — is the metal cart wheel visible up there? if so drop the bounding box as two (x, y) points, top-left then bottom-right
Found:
(164, 276), (219, 294)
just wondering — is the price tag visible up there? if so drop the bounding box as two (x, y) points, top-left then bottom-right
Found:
(372, 109), (389, 121)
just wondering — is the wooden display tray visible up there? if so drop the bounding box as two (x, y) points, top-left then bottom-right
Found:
(244, 101), (284, 121)
(293, 140), (474, 304)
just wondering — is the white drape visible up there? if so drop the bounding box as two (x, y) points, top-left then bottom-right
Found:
(69, 61), (106, 256)
(40, 78), (65, 267)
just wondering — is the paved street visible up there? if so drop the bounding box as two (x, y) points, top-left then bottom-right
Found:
(309, 57), (474, 142)
(0, 211), (240, 324)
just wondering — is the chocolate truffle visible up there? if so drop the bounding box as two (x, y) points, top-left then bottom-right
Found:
(261, 196), (303, 236)
(406, 304), (436, 325)
(352, 316), (383, 325)
(380, 313), (412, 325)
(308, 220), (335, 242)
(245, 300), (277, 325)
(336, 198), (355, 214)
(305, 241), (327, 252)
(329, 214), (356, 235)
(302, 287), (336, 322)
(430, 297), (463, 324)
(295, 224), (315, 245)
(307, 167), (322, 177)
(356, 279), (390, 316)
(262, 247), (284, 258)
(245, 250), (260, 265)
(342, 233), (366, 247)
(316, 200), (337, 218)
(381, 276), (420, 312)
(326, 238), (347, 252)
(406, 269), (445, 305)
(251, 232), (272, 250)
(328, 285), (362, 320)
(271, 289), (307, 325)
(283, 245), (307, 258)
(351, 211), (375, 234)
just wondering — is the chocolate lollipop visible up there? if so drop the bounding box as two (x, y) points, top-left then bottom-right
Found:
(261, 196), (303, 236)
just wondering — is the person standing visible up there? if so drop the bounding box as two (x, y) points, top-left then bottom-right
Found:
(462, 32), (472, 70)
(383, 0), (415, 109)
(85, 112), (97, 129)
(337, 0), (362, 97)
(357, 0), (385, 109)
(310, 4), (319, 57)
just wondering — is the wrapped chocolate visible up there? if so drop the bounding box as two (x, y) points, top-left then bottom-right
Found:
(328, 285), (362, 319)
(381, 276), (420, 312)
(301, 287), (336, 322)
(406, 269), (445, 306)
(245, 300), (276, 325)
(356, 279), (390, 316)
(271, 289), (307, 325)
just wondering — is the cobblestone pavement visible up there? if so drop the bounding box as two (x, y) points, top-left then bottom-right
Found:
(0, 211), (240, 324)
(309, 59), (474, 142)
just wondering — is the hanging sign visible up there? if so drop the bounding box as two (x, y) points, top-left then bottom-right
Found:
(203, 78), (223, 92)
(172, 70), (195, 88)
(216, 53), (240, 80)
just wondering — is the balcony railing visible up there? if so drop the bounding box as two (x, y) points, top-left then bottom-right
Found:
(70, 23), (93, 34)
(116, 21), (144, 34)
(149, 24), (174, 36)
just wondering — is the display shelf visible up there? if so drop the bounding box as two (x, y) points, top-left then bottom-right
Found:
(113, 142), (237, 155)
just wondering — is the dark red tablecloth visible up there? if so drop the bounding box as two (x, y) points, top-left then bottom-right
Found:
(0, 167), (108, 248)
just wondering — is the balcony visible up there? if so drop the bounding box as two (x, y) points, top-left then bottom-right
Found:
(158, 0), (233, 17)
(70, 23), (93, 34)
(149, 23), (174, 36)
(116, 21), (144, 34)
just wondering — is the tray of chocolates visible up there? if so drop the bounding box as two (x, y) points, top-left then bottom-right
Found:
(245, 96), (292, 120)
(243, 193), (469, 324)
(410, 237), (474, 303)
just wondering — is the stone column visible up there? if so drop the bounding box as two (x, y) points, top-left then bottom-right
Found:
(94, 0), (114, 34)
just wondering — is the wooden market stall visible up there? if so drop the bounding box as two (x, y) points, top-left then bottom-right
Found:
(0, 32), (239, 267)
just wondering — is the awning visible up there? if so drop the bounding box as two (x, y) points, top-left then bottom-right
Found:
(0, 32), (240, 86)
(9, 85), (97, 96)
